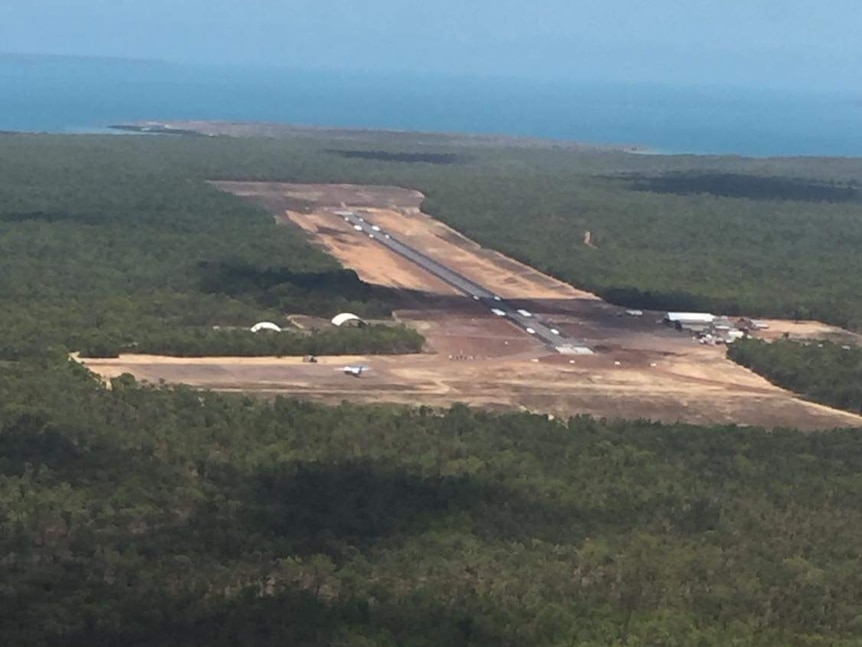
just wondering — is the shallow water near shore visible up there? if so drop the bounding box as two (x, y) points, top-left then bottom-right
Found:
(2, 55), (861, 156)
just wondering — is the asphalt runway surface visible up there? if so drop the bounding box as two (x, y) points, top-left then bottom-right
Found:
(337, 210), (592, 354)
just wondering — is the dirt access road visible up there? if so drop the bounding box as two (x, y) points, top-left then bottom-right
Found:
(83, 183), (862, 431)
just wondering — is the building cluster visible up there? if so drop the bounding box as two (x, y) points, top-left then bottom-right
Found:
(664, 312), (769, 345)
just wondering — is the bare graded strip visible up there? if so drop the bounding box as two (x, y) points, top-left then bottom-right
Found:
(359, 207), (598, 301)
(80, 350), (862, 431)
(157, 180), (862, 431)
(215, 181), (598, 302)
(280, 209), (460, 295)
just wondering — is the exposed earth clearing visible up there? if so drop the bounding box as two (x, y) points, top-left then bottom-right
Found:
(84, 183), (862, 430)
(215, 182), (596, 301)
(756, 319), (862, 344)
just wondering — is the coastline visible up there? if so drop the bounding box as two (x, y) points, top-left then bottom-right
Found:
(107, 120), (651, 153)
(3, 54), (862, 156)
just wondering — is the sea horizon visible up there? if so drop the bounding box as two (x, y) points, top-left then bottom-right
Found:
(2, 53), (861, 157)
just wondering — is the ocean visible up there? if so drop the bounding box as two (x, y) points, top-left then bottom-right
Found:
(2, 55), (861, 157)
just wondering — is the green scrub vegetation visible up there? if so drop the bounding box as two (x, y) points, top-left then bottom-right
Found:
(2, 131), (861, 359)
(2, 131), (861, 645)
(1, 359), (861, 646)
(0, 135), (420, 358)
(729, 338), (862, 414)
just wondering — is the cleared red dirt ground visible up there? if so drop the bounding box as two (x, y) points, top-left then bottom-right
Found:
(82, 183), (862, 430)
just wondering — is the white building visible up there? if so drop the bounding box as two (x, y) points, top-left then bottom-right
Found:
(331, 312), (366, 327)
(664, 312), (716, 325)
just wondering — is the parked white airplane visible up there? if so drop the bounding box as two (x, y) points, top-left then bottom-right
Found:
(340, 365), (370, 377)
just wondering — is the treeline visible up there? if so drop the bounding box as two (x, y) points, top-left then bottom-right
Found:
(2, 357), (862, 645)
(729, 338), (862, 414)
(78, 324), (424, 358)
(2, 132), (861, 350)
(168, 127), (862, 329)
(627, 172), (860, 203)
(420, 172), (862, 330)
(197, 263), (397, 320)
(183, 132), (862, 330)
(0, 136), (417, 358)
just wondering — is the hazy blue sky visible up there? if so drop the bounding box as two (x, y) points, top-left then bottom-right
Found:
(1, 0), (859, 90)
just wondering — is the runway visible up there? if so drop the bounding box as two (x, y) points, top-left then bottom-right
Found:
(336, 210), (592, 354)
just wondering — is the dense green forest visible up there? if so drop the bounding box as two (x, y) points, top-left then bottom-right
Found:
(4, 131), (860, 345)
(424, 172), (862, 328)
(2, 358), (862, 646)
(2, 132), (862, 644)
(729, 338), (862, 414)
(0, 136), (423, 358)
